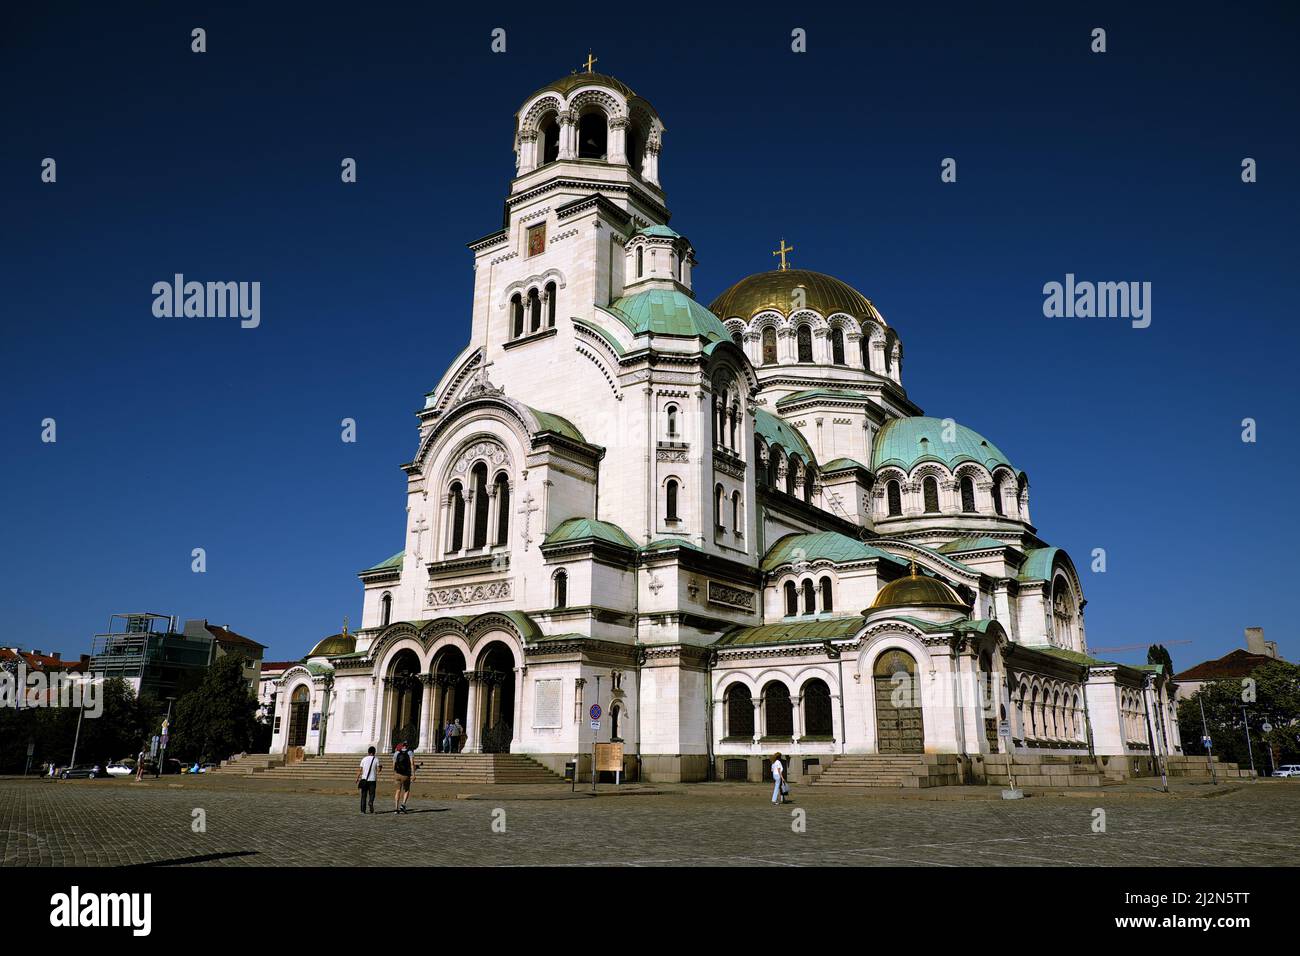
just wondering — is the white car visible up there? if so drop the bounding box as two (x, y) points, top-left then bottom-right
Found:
(1273, 765), (1300, 778)
(105, 763), (133, 777)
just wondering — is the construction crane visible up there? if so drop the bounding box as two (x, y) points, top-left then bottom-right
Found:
(1089, 640), (1192, 654)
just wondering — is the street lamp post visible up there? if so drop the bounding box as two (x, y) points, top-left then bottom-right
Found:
(1241, 706), (1256, 776)
(1196, 693), (1217, 785)
(155, 697), (176, 778)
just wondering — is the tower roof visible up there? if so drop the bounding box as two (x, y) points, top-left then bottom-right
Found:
(710, 269), (884, 325)
(529, 70), (640, 102)
(872, 416), (1015, 473)
(869, 563), (969, 612)
(605, 289), (730, 342)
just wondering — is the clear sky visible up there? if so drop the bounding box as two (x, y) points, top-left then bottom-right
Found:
(4, 2), (1297, 671)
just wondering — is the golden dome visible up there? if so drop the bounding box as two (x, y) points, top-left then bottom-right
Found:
(307, 631), (356, 658)
(709, 269), (884, 324)
(870, 563), (968, 612)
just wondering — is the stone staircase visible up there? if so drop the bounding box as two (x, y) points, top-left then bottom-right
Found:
(246, 753), (563, 785)
(210, 753), (284, 775)
(813, 754), (961, 789)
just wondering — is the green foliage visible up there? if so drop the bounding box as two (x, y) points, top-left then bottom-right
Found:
(0, 677), (153, 772)
(169, 653), (259, 763)
(1177, 660), (1300, 769)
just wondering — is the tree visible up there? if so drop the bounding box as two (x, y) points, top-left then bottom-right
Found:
(169, 653), (259, 763)
(1147, 644), (1175, 675)
(1177, 660), (1300, 769)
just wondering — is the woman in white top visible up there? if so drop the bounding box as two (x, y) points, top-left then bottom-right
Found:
(771, 753), (785, 804)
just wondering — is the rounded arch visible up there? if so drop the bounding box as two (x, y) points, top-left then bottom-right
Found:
(800, 676), (835, 737)
(722, 680), (755, 739)
(474, 638), (520, 753)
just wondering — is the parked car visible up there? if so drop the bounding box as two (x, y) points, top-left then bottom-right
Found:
(1273, 765), (1300, 778)
(139, 757), (183, 775)
(59, 765), (109, 779)
(105, 763), (133, 777)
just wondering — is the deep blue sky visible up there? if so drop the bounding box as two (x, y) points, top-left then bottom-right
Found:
(3, 2), (1297, 670)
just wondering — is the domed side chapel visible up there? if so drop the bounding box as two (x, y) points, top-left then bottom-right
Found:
(267, 65), (1181, 785)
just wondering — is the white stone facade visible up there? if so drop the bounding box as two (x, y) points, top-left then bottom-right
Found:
(264, 70), (1181, 781)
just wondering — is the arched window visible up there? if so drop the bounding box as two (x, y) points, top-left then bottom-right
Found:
(730, 330), (742, 347)
(726, 684), (754, 738)
(768, 452), (781, 489)
(731, 490), (741, 533)
(471, 462), (489, 549)
(636, 246), (644, 278)
(802, 679), (833, 737)
(764, 682), (793, 738)
(831, 328), (845, 365)
(449, 481), (465, 552)
(992, 475), (1004, 516)
(761, 327), (777, 365)
(577, 109), (607, 159)
(714, 483), (724, 530)
(819, 576), (833, 612)
(729, 407), (738, 451)
(804, 469), (814, 504)
(786, 458), (798, 496)
(887, 479), (902, 516)
(884, 340), (893, 373)
(923, 476), (940, 513)
(527, 288), (541, 333)
(796, 324), (813, 363)
(553, 570), (567, 609)
(511, 293), (524, 339)
(860, 335), (871, 371)
(666, 404), (678, 438)
(493, 473), (510, 546)
(545, 281), (556, 328)
(665, 479), (679, 522)
(784, 580), (798, 616)
(380, 592), (392, 628)
(539, 113), (560, 165)
(802, 579), (815, 615)
(960, 476), (976, 513)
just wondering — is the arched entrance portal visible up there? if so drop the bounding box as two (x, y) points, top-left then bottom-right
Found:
(431, 646), (469, 752)
(475, 642), (516, 753)
(287, 685), (310, 748)
(874, 649), (924, 754)
(387, 649), (423, 751)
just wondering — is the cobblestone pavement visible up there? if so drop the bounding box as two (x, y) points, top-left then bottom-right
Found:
(3, 778), (1298, 867)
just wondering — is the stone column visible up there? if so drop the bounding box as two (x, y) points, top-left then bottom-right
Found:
(752, 698), (763, 747)
(463, 673), (482, 753)
(608, 116), (628, 164)
(417, 675), (434, 753)
(558, 112), (576, 160)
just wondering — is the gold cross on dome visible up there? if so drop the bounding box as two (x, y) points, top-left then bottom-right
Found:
(584, 51), (598, 73)
(772, 238), (794, 271)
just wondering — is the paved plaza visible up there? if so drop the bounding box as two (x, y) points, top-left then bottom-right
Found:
(2, 777), (1297, 867)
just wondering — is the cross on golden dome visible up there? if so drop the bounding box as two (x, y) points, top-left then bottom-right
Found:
(772, 238), (794, 271)
(583, 51), (598, 73)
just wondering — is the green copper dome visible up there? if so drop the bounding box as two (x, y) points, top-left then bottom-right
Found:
(872, 416), (1013, 473)
(605, 289), (731, 343)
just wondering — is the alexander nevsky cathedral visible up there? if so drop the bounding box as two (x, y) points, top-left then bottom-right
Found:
(266, 64), (1182, 786)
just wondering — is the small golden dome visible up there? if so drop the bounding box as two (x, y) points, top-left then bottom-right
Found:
(307, 632), (356, 658)
(870, 562), (968, 612)
(709, 269), (883, 324)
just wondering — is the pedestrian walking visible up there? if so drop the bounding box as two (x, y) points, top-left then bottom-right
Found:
(442, 720), (454, 754)
(770, 752), (787, 805)
(392, 741), (413, 814)
(452, 718), (464, 753)
(135, 745), (147, 782)
(357, 746), (380, 813)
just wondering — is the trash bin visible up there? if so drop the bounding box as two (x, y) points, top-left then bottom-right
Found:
(563, 761), (576, 782)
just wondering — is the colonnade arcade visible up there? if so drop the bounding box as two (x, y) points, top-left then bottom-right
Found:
(374, 626), (523, 755)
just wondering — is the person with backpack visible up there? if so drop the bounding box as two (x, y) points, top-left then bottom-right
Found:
(392, 741), (413, 813)
(357, 746), (380, 814)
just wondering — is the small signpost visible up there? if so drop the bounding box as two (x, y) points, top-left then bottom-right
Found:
(595, 742), (624, 786)
(999, 721), (1023, 800)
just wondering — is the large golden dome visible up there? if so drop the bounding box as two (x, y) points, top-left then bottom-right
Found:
(709, 269), (884, 324)
(870, 564), (968, 612)
(307, 631), (356, 658)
